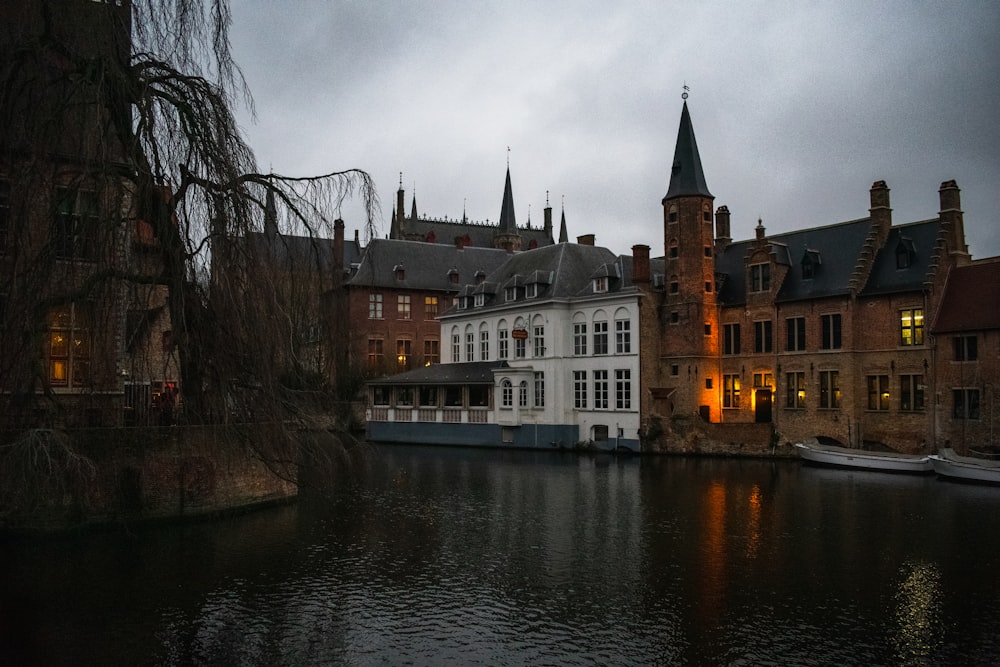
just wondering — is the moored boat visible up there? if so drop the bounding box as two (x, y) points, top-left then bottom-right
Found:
(794, 441), (933, 473)
(929, 448), (1000, 484)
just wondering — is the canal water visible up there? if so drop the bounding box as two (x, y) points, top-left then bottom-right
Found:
(3, 443), (999, 665)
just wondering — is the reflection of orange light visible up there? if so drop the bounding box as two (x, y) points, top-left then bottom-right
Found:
(747, 485), (762, 559)
(697, 481), (727, 625)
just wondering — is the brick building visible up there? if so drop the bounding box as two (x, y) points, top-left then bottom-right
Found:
(638, 100), (980, 454)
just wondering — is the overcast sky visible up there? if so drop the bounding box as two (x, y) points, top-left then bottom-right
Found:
(228, 1), (1000, 260)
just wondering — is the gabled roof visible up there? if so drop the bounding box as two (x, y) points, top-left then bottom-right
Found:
(443, 242), (636, 316)
(345, 238), (509, 291)
(663, 101), (712, 201)
(368, 361), (508, 385)
(245, 231), (362, 273)
(933, 259), (1000, 333)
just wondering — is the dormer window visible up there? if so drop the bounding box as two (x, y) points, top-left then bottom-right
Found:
(474, 293), (485, 307)
(801, 249), (821, 280)
(475, 270), (486, 285)
(505, 286), (517, 301)
(750, 263), (770, 292)
(594, 276), (609, 293)
(526, 283), (539, 298)
(394, 264), (405, 281)
(896, 238), (916, 270)
(447, 268), (459, 284)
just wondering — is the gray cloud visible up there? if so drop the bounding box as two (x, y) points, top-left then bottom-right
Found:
(229, 1), (1000, 259)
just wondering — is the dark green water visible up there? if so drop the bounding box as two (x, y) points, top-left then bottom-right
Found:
(3, 444), (999, 665)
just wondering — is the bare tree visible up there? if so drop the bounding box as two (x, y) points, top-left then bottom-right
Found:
(0, 0), (377, 429)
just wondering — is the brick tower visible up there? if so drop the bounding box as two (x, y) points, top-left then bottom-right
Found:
(660, 99), (720, 420)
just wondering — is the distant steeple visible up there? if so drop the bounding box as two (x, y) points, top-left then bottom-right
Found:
(410, 191), (418, 222)
(263, 183), (279, 239)
(559, 200), (569, 243)
(498, 167), (517, 232)
(663, 100), (712, 201)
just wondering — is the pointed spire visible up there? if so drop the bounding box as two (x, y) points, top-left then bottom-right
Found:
(410, 191), (418, 222)
(263, 183), (279, 239)
(663, 100), (712, 201)
(558, 199), (569, 243)
(498, 166), (517, 233)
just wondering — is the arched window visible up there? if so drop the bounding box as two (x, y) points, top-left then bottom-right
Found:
(451, 326), (461, 362)
(501, 379), (513, 407)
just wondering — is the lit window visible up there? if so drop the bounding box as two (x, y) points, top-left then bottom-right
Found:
(723, 374), (740, 408)
(48, 303), (91, 387)
(423, 339), (439, 366)
(424, 296), (438, 318)
(900, 309), (924, 346)
(786, 372), (806, 409)
(396, 339), (411, 371)
(867, 375), (890, 411)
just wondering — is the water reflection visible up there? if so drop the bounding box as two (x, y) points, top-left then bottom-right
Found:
(2, 445), (1000, 665)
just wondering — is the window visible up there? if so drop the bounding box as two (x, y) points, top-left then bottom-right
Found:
(705, 378), (713, 389)
(723, 323), (741, 355)
(397, 294), (411, 320)
(867, 375), (890, 411)
(669, 278), (679, 294)
(368, 293), (383, 319)
(786, 372), (806, 409)
(534, 372), (545, 407)
(526, 283), (539, 298)
(723, 374), (740, 408)
(594, 370), (609, 409)
(900, 309), (924, 346)
(953, 335), (977, 361)
(615, 369), (631, 410)
(593, 321), (608, 355)
(820, 314), (842, 350)
(615, 319), (631, 354)
(419, 386), (437, 407)
(704, 323), (712, 336)
(594, 276), (608, 293)
(53, 188), (98, 260)
(786, 317), (806, 351)
(396, 387), (413, 406)
(474, 293), (485, 307)
(900, 375), (924, 412)
(704, 246), (713, 257)
(953, 388), (980, 420)
(372, 386), (390, 405)
(515, 336), (526, 358)
(573, 322), (587, 355)
(518, 381), (528, 407)
(444, 386), (462, 407)
(501, 379), (513, 408)
(671, 364), (679, 377)
(423, 339), (439, 366)
(480, 330), (489, 360)
(465, 331), (475, 361)
(396, 339), (411, 371)
(498, 328), (509, 359)
(452, 332), (461, 362)
(819, 370), (840, 409)
(533, 325), (545, 356)
(574, 371), (587, 409)
(670, 311), (679, 324)
(424, 296), (438, 318)
(505, 286), (517, 301)
(753, 372), (774, 388)
(367, 338), (383, 368)
(750, 263), (770, 292)
(48, 303), (91, 387)
(754, 320), (773, 353)
(669, 242), (678, 258)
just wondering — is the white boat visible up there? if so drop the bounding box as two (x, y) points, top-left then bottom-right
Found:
(794, 441), (933, 473)
(929, 448), (1000, 484)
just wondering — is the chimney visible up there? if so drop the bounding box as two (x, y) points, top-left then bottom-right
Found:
(869, 180), (892, 246)
(333, 219), (345, 286)
(632, 244), (650, 284)
(544, 201), (553, 241)
(395, 182), (405, 238)
(577, 234), (595, 246)
(939, 180), (970, 263)
(715, 205), (731, 249)
(755, 219), (766, 240)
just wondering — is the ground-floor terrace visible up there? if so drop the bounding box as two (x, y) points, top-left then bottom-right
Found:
(366, 361), (640, 451)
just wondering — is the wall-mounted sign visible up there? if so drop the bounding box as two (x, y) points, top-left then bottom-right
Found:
(511, 328), (528, 340)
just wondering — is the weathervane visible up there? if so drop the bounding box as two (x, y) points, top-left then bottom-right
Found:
(682, 83), (689, 100)
(506, 146), (510, 168)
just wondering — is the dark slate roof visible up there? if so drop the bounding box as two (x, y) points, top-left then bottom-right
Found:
(397, 217), (553, 250)
(933, 259), (1000, 333)
(444, 242), (636, 315)
(663, 101), (712, 201)
(861, 220), (943, 296)
(714, 217), (946, 306)
(245, 231), (362, 273)
(368, 361), (509, 385)
(345, 238), (510, 291)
